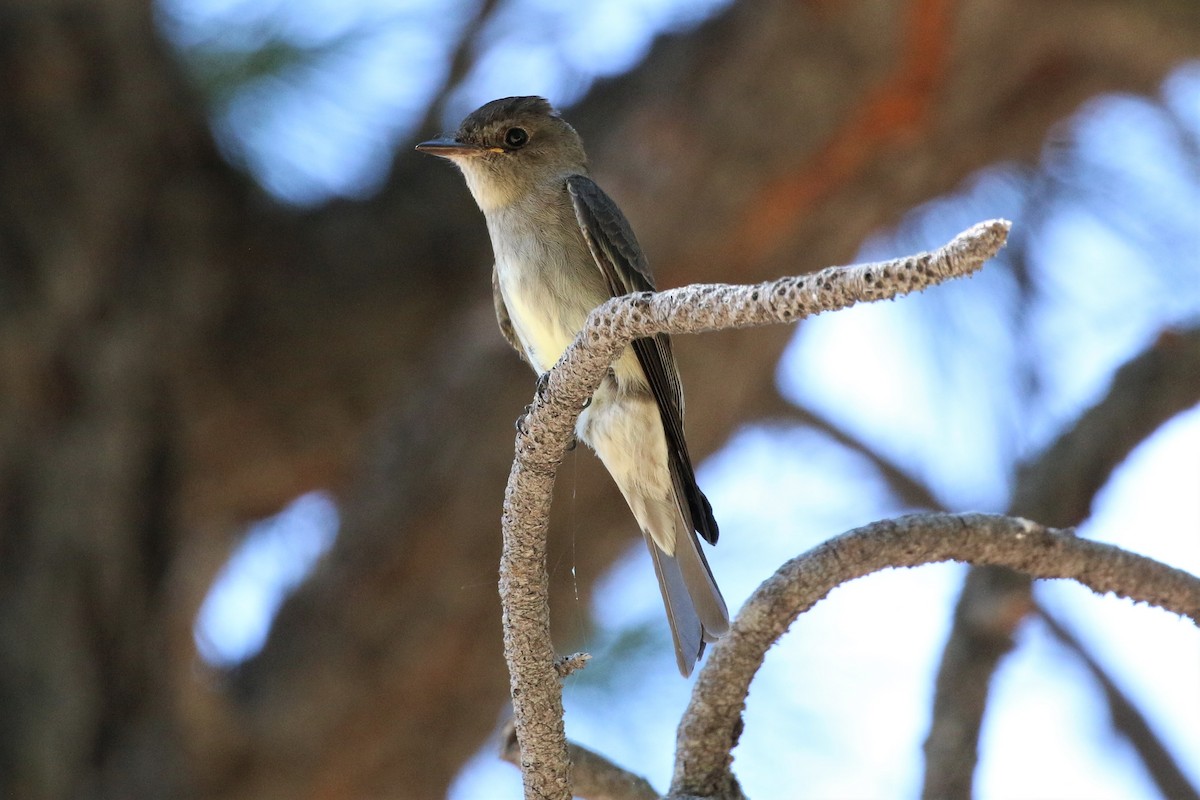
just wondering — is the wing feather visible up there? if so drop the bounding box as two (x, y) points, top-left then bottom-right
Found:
(566, 175), (719, 545)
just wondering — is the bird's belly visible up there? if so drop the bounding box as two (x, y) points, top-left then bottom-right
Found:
(500, 276), (578, 374)
(577, 383), (675, 552)
(503, 279), (645, 386)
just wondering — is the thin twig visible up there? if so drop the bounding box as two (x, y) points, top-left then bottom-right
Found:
(498, 221), (1011, 798)
(757, 398), (946, 512)
(415, 0), (501, 137)
(554, 652), (591, 679)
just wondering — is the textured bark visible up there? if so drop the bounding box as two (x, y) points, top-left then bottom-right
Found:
(500, 723), (660, 800)
(0, 0), (1197, 798)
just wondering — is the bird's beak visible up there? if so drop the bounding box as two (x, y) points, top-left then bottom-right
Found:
(415, 138), (493, 158)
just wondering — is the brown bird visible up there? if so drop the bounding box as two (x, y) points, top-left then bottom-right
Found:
(417, 96), (728, 675)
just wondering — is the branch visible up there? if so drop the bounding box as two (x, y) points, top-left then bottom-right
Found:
(499, 220), (1011, 798)
(757, 396), (946, 512)
(501, 722), (660, 800)
(670, 513), (1200, 798)
(1014, 327), (1200, 526)
(415, 0), (501, 136)
(920, 565), (1029, 799)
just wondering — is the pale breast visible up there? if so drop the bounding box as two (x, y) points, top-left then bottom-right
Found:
(498, 267), (577, 373)
(488, 194), (610, 374)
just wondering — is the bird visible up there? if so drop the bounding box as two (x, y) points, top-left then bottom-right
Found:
(416, 96), (728, 676)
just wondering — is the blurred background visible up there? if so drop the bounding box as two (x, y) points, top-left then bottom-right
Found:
(1, 0), (1198, 798)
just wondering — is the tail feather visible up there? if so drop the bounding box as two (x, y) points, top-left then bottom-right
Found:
(673, 517), (729, 642)
(665, 448), (728, 643)
(583, 386), (727, 675)
(644, 501), (729, 676)
(645, 540), (705, 677)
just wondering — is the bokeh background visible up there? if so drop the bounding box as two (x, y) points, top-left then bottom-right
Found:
(1, 1), (1198, 798)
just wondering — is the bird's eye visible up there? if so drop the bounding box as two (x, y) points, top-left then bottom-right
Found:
(503, 127), (529, 148)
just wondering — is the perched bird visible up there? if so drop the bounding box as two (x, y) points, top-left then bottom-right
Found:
(416, 96), (728, 676)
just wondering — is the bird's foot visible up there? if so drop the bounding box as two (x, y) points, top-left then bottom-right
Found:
(514, 403), (533, 434)
(535, 372), (551, 398)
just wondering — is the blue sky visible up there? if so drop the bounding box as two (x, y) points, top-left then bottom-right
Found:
(160, 2), (1200, 797)
(157, 0), (730, 203)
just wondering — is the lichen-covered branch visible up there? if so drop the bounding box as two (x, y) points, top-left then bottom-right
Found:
(499, 221), (1011, 798)
(670, 513), (1200, 798)
(501, 722), (661, 800)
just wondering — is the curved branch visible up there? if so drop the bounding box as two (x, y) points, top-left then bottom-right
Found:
(499, 221), (1010, 798)
(670, 513), (1200, 798)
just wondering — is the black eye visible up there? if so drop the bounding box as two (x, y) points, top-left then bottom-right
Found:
(503, 127), (529, 148)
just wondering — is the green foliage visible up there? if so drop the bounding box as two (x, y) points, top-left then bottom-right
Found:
(175, 29), (360, 103)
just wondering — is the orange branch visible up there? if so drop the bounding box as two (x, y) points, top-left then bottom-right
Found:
(730, 0), (957, 265)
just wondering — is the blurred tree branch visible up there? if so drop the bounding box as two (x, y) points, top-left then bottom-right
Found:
(500, 722), (660, 800)
(1036, 605), (1200, 800)
(415, 0), (502, 136)
(757, 401), (947, 513)
(923, 326), (1200, 799)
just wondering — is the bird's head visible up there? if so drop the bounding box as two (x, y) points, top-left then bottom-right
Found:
(416, 96), (587, 211)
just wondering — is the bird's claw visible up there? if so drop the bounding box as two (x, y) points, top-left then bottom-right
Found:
(515, 403), (533, 434)
(519, 372), (588, 436)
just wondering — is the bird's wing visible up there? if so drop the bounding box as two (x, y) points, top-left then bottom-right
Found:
(566, 174), (718, 545)
(492, 263), (529, 364)
(566, 176), (680, 406)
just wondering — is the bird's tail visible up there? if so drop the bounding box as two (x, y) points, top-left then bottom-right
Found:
(641, 494), (729, 676)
